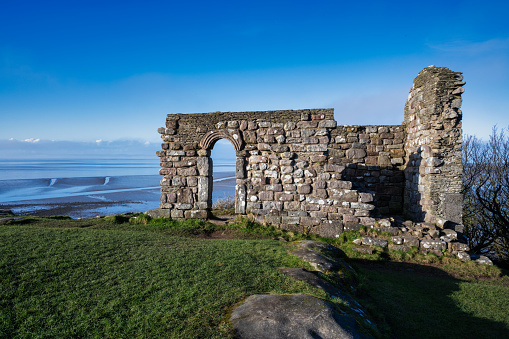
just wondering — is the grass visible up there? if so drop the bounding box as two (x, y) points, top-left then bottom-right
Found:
(330, 229), (509, 338)
(353, 261), (509, 338)
(0, 216), (327, 338)
(2, 216), (509, 338)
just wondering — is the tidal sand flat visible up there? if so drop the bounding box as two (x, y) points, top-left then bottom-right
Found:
(0, 173), (236, 219)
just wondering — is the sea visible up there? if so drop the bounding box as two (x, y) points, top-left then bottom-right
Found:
(0, 159), (236, 219)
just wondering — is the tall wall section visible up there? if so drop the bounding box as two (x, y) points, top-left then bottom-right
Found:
(403, 66), (464, 224)
(155, 66), (465, 238)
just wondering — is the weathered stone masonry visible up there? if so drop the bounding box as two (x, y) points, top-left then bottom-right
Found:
(155, 66), (465, 238)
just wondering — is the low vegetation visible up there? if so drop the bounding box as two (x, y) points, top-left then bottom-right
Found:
(1, 215), (508, 338)
(211, 195), (236, 216)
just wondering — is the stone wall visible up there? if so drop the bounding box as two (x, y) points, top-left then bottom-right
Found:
(155, 66), (465, 238)
(403, 66), (464, 225)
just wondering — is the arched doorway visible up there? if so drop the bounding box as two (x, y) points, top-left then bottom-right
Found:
(199, 129), (246, 216)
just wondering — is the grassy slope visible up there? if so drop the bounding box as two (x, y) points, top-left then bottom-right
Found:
(355, 262), (509, 338)
(1, 216), (509, 338)
(0, 218), (325, 338)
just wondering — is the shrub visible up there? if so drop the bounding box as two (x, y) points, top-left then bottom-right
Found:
(463, 126), (509, 263)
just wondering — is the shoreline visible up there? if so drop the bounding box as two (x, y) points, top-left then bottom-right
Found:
(0, 172), (237, 219)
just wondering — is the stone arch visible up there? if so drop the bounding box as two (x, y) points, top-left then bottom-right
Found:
(199, 129), (244, 152)
(199, 128), (247, 215)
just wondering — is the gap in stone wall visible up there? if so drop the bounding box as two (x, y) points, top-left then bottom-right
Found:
(210, 139), (237, 209)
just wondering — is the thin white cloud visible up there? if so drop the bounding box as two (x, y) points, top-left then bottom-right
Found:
(23, 138), (40, 143)
(428, 38), (509, 55)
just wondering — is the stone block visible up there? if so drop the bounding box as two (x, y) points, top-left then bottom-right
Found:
(243, 131), (257, 143)
(420, 240), (446, 251)
(236, 184), (247, 214)
(359, 217), (376, 226)
(362, 237), (388, 248)
(306, 144), (328, 152)
(316, 221), (343, 238)
(196, 157), (211, 176)
(297, 121), (318, 128)
(259, 191), (274, 201)
(314, 189), (327, 199)
(263, 201), (282, 211)
(281, 216), (301, 224)
(198, 177), (209, 202)
(450, 242), (470, 252)
(354, 247), (374, 254)
(246, 202), (261, 210)
(344, 223), (361, 231)
(300, 217), (320, 226)
(298, 185), (312, 194)
(402, 236), (420, 248)
(236, 158), (246, 179)
(388, 244), (411, 252)
(177, 188), (194, 204)
(350, 202), (375, 211)
(392, 236), (403, 245)
(390, 149), (405, 158)
(343, 215), (359, 223)
(359, 193), (373, 203)
(275, 193), (294, 201)
(167, 150), (186, 156)
(329, 180), (351, 189)
(264, 215), (281, 225)
(171, 209), (184, 219)
(177, 167), (197, 176)
(185, 210), (208, 219)
(346, 149), (366, 159)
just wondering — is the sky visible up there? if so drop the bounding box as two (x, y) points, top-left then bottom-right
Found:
(1, 0), (508, 160)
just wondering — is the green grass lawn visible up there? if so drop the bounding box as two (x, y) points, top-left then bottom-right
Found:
(0, 217), (325, 338)
(353, 260), (509, 338)
(2, 216), (509, 338)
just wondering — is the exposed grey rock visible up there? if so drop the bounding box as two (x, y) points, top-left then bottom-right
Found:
(280, 268), (342, 297)
(472, 255), (493, 266)
(450, 242), (470, 252)
(295, 240), (346, 258)
(353, 247), (374, 255)
(388, 244), (410, 252)
(230, 294), (372, 339)
(456, 251), (471, 262)
(280, 268), (373, 327)
(420, 239), (446, 251)
(392, 236), (403, 245)
(377, 219), (392, 227)
(291, 248), (340, 272)
(145, 208), (171, 218)
(402, 236), (420, 248)
(428, 229), (440, 239)
(361, 237), (388, 248)
(440, 229), (458, 242)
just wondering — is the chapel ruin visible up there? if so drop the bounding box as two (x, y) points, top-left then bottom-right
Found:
(154, 66), (464, 238)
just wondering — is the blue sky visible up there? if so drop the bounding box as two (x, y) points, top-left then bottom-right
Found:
(1, 0), (508, 159)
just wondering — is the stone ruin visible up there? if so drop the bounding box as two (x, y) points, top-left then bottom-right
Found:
(153, 66), (465, 239)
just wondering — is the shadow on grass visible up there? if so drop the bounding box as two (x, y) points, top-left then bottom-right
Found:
(351, 259), (509, 338)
